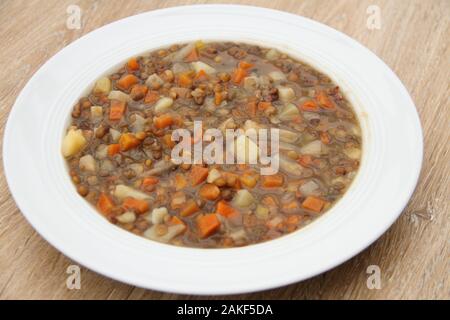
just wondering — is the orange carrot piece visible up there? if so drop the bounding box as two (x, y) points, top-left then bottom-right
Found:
(117, 74), (139, 91)
(153, 114), (174, 129)
(119, 133), (141, 151)
(299, 99), (319, 112)
(170, 216), (185, 226)
(261, 174), (284, 188)
(214, 91), (224, 106)
(221, 171), (241, 189)
(195, 69), (208, 81)
(122, 197), (149, 214)
(258, 101), (272, 111)
(184, 48), (199, 62)
(302, 196), (326, 212)
(231, 68), (247, 84)
(162, 133), (176, 148)
(190, 166), (209, 186)
(246, 99), (257, 117)
(216, 200), (239, 218)
(286, 215), (301, 225)
(316, 91), (335, 109)
(320, 131), (331, 144)
(199, 183), (220, 201)
(298, 155), (313, 167)
(197, 213), (221, 238)
(174, 174), (187, 191)
(178, 72), (193, 88)
(97, 193), (114, 215)
(238, 61), (254, 69)
(262, 195), (278, 207)
(130, 84), (148, 99)
(109, 99), (126, 121)
(180, 199), (200, 217)
(144, 90), (160, 104)
(127, 57), (140, 71)
(142, 176), (159, 187)
(107, 144), (121, 157)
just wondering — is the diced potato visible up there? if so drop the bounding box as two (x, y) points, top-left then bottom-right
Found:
(229, 229), (247, 242)
(145, 73), (164, 89)
(235, 135), (259, 164)
(256, 205), (269, 219)
(109, 128), (121, 142)
(95, 144), (108, 159)
(299, 180), (320, 196)
(344, 147), (361, 159)
(265, 48), (280, 61)
(90, 106), (103, 119)
(279, 156), (304, 176)
(277, 86), (295, 102)
(233, 189), (255, 208)
(150, 207), (168, 225)
(79, 154), (96, 172)
(278, 103), (300, 121)
(62, 129), (86, 157)
(300, 140), (323, 156)
(114, 184), (150, 201)
(116, 211), (136, 224)
(128, 163), (144, 175)
(191, 61), (216, 75)
(93, 76), (111, 95)
(108, 90), (131, 103)
(131, 114), (146, 133)
(243, 76), (258, 91)
(207, 168), (221, 183)
(154, 97), (174, 114)
(268, 71), (286, 82)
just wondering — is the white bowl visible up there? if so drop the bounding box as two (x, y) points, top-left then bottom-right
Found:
(3, 5), (423, 295)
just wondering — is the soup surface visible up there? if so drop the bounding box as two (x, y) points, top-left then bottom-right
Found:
(62, 41), (362, 248)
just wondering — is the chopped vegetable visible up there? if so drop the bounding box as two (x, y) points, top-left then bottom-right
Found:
(109, 100), (126, 120)
(62, 129), (86, 157)
(199, 183), (220, 200)
(197, 213), (221, 238)
(190, 166), (209, 186)
(127, 57), (140, 71)
(154, 97), (174, 114)
(97, 193), (114, 215)
(117, 74), (139, 91)
(153, 114), (174, 129)
(232, 189), (255, 208)
(79, 154), (96, 172)
(122, 197), (149, 214)
(180, 199), (200, 217)
(93, 77), (112, 95)
(216, 200), (239, 218)
(302, 196), (326, 212)
(114, 184), (150, 201)
(261, 174), (284, 188)
(150, 207), (169, 224)
(119, 133), (141, 151)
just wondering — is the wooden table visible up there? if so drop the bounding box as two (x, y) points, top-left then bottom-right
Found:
(0, 0), (448, 300)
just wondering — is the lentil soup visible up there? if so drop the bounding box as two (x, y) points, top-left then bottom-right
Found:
(62, 41), (362, 248)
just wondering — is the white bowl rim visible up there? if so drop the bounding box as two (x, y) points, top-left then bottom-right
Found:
(3, 4), (423, 295)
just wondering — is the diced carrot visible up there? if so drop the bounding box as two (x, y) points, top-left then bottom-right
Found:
(231, 68), (247, 84)
(178, 72), (193, 88)
(154, 114), (174, 129)
(174, 174), (187, 190)
(246, 99), (257, 117)
(214, 91), (224, 106)
(106, 144), (120, 157)
(286, 215), (301, 225)
(261, 174), (284, 188)
(302, 196), (326, 212)
(162, 133), (176, 148)
(180, 199), (200, 217)
(142, 176), (159, 187)
(199, 183), (220, 201)
(184, 48), (199, 62)
(116, 74), (139, 91)
(320, 131), (331, 144)
(190, 165), (209, 186)
(97, 193), (114, 215)
(299, 99), (319, 112)
(119, 133), (141, 151)
(239, 172), (258, 188)
(130, 84), (148, 99)
(196, 213), (221, 238)
(298, 154), (313, 167)
(258, 101), (272, 111)
(316, 91), (335, 109)
(109, 99), (126, 121)
(216, 200), (239, 218)
(238, 61), (254, 69)
(127, 57), (140, 71)
(122, 197), (149, 214)
(282, 201), (300, 213)
(169, 216), (185, 226)
(195, 69), (208, 81)
(144, 90), (160, 104)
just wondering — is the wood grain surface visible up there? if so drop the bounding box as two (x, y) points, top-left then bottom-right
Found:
(0, 0), (448, 300)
